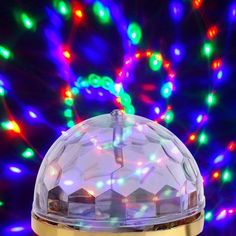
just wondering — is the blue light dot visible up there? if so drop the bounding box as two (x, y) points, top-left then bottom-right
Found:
(9, 166), (22, 174)
(217, 70), (223, 80)
(10, 226), (25, 232)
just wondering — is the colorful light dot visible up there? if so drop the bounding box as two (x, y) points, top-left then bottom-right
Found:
(193, 0), (203, 9)
(0, 86), (5, 96)
(63, 50), (71, 59)
(207, 25), (218, 40)
(205, 211), (213, 221)
(20, 12), (36, 30)
(0, 45), (12, 60)
(92, 1), (111, 24)
(9, 166), (22, 174)
(149, 52), (163, 71)
(222, 169), (233, 183)
(217, 70), (223, 80)
(198, 132), (208, 145)
(1, 121), (21, 133)
(28, 110), (37, 119)
(10, 226), (25, 232)
(160, 82), (173, 99)
(127, 22), (142, 45)
(214, 154), (224, 164)
(164, 110), (174, 124)
(206, 92), (217, 106)
(0, 201), (4, 207)
(202, 42), (214, 58)
(212, 171), (220, 179)
(22, 148), (35, 159)
(189, 133), (197, 142)
(57, 0), (71, 17)
(170, 1), (183, 22)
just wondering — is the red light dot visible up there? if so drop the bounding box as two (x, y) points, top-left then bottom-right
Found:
(193, 0), (203, 9)
(63, 50), (71, 60)
(228, 141), (236, 152)
(207, 26), (218, 40)
(75, 9), (83, 18)
(189, 134), (197, 142)
(212, 59), (222, 70)
(212, 171), (220, 179)
(135, 53), (141, 58)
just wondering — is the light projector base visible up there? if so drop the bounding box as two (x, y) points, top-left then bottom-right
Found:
(32, 212), (204, 236)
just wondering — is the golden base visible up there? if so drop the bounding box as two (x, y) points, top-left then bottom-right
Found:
(32, 212), (204, 236)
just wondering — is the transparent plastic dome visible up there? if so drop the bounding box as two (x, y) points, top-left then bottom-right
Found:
(32, 110), (205, 231)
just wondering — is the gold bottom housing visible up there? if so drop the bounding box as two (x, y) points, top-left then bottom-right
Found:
(32, 212), (204, 236)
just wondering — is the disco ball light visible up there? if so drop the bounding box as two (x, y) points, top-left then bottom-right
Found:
(32, 110), (205, 236)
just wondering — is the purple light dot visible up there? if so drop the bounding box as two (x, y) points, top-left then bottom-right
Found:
(9, 166), (22, 174)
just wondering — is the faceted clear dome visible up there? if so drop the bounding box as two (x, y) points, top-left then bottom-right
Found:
(32, 110), (205, 231)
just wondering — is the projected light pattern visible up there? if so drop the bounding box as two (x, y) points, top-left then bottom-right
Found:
(0, 0), (235, 235)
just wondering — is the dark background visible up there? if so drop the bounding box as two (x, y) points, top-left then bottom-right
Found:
(0, 0), (236, 235)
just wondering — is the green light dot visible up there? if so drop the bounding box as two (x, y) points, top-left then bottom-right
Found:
(222, 169), (233, 183)
(1, 121), (12, 130)
(120, 93), (131, 106)
(164, 110), (174, 124)
(127, 22), (142, 45)
(64, 109), (73, 118)
(93, 1), (111, 24)
(202, 42), (214, 58)
(198, 132), (208, 145)
(53, 0), (71, 18)
(67, 120), (75, 128)
(101, 76), (114, 90)
(0, 46), (12, 60)
(96, 181), (104, 189)
(206, 93), (217, 107)
(64, 98), (74, 106)
(20, 13), (35, 30)
(88, 74), (101, 88)
(22, 148), (35, 159)
(205, 211), (213, 221)
(161, 82), (173, 99)
(71, 87), (79, 95)
(125, 105), (135, 114)
(149, 52), (163, 71)
(0, 87), (5, 96)
(0, 201), (4, 207)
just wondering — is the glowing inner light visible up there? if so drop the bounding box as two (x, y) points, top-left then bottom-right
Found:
(64, 180), (74, 186)
(1, 121), (21, 133)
